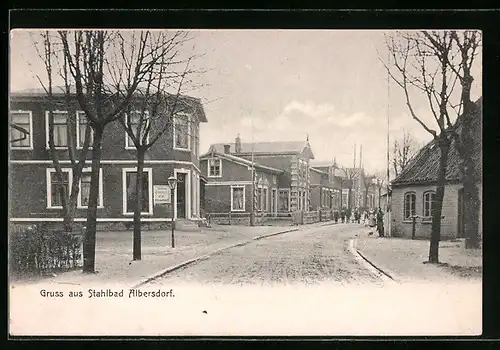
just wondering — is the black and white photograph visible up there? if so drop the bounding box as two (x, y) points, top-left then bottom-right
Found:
(8, 27), (482, 336)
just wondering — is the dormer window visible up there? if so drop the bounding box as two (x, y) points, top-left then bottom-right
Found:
(208, 158), (221, 177)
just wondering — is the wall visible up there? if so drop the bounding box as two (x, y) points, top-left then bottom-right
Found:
(9, 162), (202, 220)
(10, 97), (201, 163)
(391, 183), (461, 239)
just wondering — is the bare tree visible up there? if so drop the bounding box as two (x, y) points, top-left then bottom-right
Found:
(446, 31), (482, 249)
(384, 31), (469, 263)
(114, 31), (204, 260)
(42, 30), (186, 273)
(392, 130), (419, 177)
(339, 167), (359, 211)
(31, 31), (93, 236)
(362, 172), (376, 209)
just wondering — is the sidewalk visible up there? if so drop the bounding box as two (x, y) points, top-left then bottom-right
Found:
(10, 224), (298, 288)
(355, 232), (482, 283)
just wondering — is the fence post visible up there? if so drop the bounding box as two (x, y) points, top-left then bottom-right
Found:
(301, 210), (304, 225)
(319, 209), (322, 222)
(228, 212), (232, 226)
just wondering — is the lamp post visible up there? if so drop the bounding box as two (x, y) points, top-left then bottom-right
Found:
(168, 175), (177, 248)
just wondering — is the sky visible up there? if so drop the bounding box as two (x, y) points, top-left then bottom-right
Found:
(9, 29), (482, 174)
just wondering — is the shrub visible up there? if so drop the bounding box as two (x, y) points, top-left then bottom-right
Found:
(9, 223), (82, 277)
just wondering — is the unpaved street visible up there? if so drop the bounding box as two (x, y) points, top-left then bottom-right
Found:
(149, 223), (381, 286)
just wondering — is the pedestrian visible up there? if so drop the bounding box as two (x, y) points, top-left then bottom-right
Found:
(334, 210), (339, 223)
(368, 210), (376, 228)
(346, 208), (351, 223)
(376, 207), (385, 237)
(340, 210), (345, 223)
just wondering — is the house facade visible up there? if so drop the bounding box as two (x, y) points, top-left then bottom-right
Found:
(199, 148), (283, 222)
(390, 98), (482, 239)
(9, 88), (207, 227)
(309, 163), (342, 210)
(206, 135), (315, 214)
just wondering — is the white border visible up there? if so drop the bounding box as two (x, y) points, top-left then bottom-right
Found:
(10, 110), (34, 150)
(10, 217), (174, 222)
(207, 157), (222, 178)
(75, 111), (94, 149)
(45, 110), (69, 150)
(173, 112), (191, 152)
(125, 110), (150, 150)
(122, 167), (154, 215)
(77, 167), (104, 209)
(230, 185), (245, 212)
(46, 168), (73, 209)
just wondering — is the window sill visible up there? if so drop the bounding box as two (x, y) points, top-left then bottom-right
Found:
(77, 147), (94, 150)
(77, 206), (104, 209)
(10, 147), (33, 150)
(122, 212), (153, 216)
(46, 147), (68, 150)
(208, 175), (222, 178)
(125, 146), (136, 150)
(173, 146), (191, 152)
(231, 209), (245, 212)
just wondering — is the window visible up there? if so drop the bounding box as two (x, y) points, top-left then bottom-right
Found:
(423, 191), (435, 218)
(278, 189), (290, 212)
(263, 188), (268, 212)
(45, 111), (68, 148)
(404, 192), (416, 220)
(208, 158), (221, 177)
(174, 113), (190, 150)
(122, 168), (153, 215)
(10, 111), (33, 149)
(46, 168), (72, 209)
(77, 168), (104, 208)
(231, 185), (245, 211)
(125, 111), (150, 149)
(76, 111), (94, 148)
(257, 187), (262, 211)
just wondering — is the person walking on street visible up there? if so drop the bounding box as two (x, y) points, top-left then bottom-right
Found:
(334, 210), (339, 224)
(340, 210), (345, 223)
(376, 207), (385, 237)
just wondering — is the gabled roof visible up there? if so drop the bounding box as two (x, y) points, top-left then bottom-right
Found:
(200, 151), (283, 174)
(310, 167), (328, 176)
(391, 98), (482, 186)
(11, 86), (207, 122)
(208, 140), (314, 159)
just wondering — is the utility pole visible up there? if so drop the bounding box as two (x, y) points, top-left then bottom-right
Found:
(250, 117), (255, 226)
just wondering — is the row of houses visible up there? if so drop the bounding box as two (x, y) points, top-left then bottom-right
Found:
(12, 88), (480, 240)
(199, 135), (378, 223)
(9, 88), (377, 229)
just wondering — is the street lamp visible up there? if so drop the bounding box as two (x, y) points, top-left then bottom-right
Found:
(168, 175), (177, 248)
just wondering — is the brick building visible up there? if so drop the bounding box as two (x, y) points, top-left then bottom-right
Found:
(390, 98), (482, 239)
(204, 135), (315, 214)
(309, 162), (342, 210)
(9, 88), (207, 227)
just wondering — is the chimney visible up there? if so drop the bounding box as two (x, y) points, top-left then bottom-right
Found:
(235, 133), (242, 153)
(224, 144), (231, 154)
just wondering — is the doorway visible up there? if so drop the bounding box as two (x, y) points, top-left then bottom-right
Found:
(176, 173), (186, 219)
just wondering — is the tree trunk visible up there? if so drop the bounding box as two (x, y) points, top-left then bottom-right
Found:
(133, 149), (145, 261)
(83, 126), (104, 273)
(347, 188), (351, 211)
(428, 136), (451, 264)
(461, 100), (480, 249)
